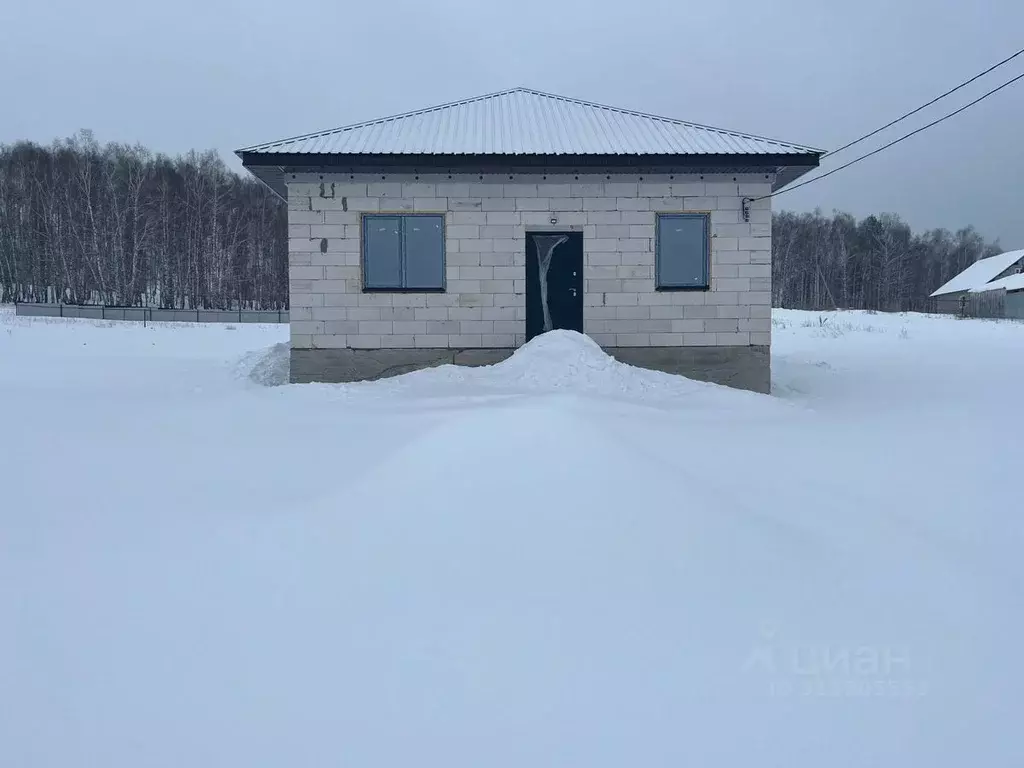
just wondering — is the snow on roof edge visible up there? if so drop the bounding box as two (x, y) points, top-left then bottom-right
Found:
(970, 272), (1024, 293)
(930, 250), (1024, 297)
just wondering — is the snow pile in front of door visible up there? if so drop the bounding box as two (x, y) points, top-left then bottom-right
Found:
(372, 329), (762, 401)
(477, 329), (730, 399)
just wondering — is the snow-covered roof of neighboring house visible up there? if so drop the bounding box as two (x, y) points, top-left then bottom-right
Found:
(970, 272), (1024, 293)
(930, 250), (1024, 297)
(238, 88), (821, 158)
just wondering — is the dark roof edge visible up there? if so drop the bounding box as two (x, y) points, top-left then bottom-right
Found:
(241, 152), (822, 199)
(241, 151), (820, 170)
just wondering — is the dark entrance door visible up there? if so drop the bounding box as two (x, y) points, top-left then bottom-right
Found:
(525, 231), (584, 342)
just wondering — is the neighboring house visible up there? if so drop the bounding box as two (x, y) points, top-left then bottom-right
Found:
(930, 249), (1024, 314)
(238, 88), (822, 392)
(970, 271), (1024, 320)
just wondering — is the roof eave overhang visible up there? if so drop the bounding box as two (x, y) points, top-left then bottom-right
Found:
(239, 151), (822, 201)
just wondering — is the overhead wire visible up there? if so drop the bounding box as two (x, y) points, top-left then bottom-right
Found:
(757, 68), (1024, 201)
(824, 46), (1024, 158)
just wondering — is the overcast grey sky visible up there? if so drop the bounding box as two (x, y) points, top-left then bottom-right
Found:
(2, 0), (1021, 245)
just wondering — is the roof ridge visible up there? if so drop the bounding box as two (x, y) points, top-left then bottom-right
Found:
(237, 87), (822, 154)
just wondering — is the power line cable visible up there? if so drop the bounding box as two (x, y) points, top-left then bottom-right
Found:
(760, 69), (1024, 201)
(824, 46), (1024, 158)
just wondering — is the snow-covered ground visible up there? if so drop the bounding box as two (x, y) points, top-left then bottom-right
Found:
(2, 306), (1022, 767)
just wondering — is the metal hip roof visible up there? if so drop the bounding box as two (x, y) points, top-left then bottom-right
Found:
(238, 88), (821, 158)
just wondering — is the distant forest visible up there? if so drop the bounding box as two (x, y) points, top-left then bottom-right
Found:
(0, 133), (1004, 312)
(772, 210), (1001, 312)
(0, 132), (287, 309)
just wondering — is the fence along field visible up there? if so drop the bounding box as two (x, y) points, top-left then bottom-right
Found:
(13, 303), (289, 323)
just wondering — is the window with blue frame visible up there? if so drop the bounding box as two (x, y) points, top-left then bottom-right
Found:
(656, 213), (710, 289)
(362, 214), (445, 291)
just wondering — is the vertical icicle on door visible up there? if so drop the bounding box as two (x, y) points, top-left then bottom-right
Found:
(532, 234), (568, 333)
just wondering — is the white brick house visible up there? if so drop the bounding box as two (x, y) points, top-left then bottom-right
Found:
(239, 88), (820, 392)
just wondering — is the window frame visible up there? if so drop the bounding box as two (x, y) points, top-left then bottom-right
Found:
(361, 213), (446, 293)
(655, 212), (711, 291)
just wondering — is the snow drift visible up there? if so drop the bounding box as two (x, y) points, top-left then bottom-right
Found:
(474, 328), (713, 396)
(236, 341), (289, 386)
(2, 308), (1022, 768)
(239, 329), (728, 401)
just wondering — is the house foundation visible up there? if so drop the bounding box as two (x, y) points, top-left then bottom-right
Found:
(290, 344), (770, 393)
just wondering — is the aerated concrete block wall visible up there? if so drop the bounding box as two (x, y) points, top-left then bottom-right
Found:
(286, 172), (774, 390)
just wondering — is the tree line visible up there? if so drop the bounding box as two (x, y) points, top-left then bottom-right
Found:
(772, 210), (1002, 312)
(0, 133), (1004, 312)
(0, 132), (286, 309)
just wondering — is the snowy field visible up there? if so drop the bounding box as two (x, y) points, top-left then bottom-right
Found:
(1, 305), (1022, 767)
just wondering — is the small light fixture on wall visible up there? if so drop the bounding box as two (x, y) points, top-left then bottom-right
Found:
(549, 214), (558, 225)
